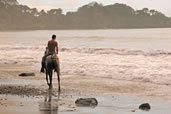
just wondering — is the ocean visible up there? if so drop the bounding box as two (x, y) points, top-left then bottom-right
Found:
(0, 28), (171, 85)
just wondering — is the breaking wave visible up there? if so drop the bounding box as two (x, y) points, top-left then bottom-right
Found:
(1, 45), (171, 56)
(1, 45), (171, 85)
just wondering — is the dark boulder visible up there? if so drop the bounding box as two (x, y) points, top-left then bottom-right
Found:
(75, 98), (98, 107)
(139, 103), (151, 111)
(19, 73), (35, 77)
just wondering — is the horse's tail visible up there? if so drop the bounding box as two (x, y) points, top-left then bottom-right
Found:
(46, 54), (60, 74)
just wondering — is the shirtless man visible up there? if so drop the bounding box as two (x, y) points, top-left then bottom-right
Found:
(40, 34), (58, 73)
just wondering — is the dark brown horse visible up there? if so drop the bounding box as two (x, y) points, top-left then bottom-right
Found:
(45, 54), (60, 91)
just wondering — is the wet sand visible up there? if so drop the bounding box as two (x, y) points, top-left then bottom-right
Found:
(1, 63), (171, 114)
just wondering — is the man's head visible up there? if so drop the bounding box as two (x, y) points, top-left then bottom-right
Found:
(52, 34), (56, 40)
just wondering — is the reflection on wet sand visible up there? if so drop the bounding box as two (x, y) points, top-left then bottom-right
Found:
(39, 90), (60, 114)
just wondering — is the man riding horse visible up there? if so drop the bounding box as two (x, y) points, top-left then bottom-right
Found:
(41, 34), (59, 73)
(40, 34), (60, 91)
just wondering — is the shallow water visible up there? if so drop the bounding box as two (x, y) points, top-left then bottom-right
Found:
(0, 94), (171, 114)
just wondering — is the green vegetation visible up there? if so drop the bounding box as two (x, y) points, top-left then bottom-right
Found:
(0, 0), (171, 30)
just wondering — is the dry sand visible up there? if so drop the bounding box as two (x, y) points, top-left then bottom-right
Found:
(0, 63), (171, 114)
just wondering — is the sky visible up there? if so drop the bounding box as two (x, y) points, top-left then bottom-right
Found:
(17, 0), (171, 16)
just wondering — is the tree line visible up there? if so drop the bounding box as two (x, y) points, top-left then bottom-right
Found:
(0, 0), (171, 30)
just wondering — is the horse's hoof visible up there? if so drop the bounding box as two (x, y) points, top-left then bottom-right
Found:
(49, 85), (52, 90)
(58, 88), (61, 92)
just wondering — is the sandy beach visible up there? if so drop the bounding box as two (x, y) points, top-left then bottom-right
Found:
(0, 63), (171, 114)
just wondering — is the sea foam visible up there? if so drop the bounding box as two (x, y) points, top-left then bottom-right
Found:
(0, 45), (171, 85)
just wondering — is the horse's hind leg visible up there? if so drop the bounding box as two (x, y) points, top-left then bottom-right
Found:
(49, 70), (53, 90)
(56, 65), (61, 92)
(46, 69), (50, 86)
(57, 73), (61, 92)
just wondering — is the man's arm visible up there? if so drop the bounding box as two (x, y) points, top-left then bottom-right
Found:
(56, 42), (58, 54)
(47, 41), (50, 49)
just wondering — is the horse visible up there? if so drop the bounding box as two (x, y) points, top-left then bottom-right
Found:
(45, 54), (61, 91)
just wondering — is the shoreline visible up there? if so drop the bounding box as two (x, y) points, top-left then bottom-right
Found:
(0, 63), (171, 98)
(1, 63), (171, 113)
(0, 27), (171, 32)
